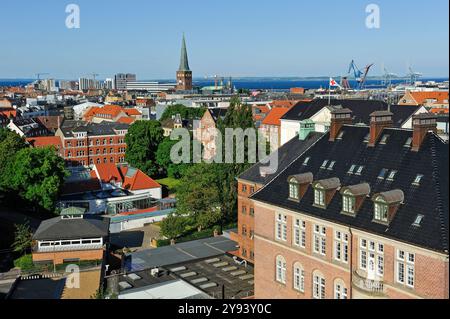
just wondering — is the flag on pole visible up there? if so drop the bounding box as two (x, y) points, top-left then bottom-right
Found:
(329, 77), (341, 87)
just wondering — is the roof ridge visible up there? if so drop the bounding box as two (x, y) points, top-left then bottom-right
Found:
(429, 135), (448, 252)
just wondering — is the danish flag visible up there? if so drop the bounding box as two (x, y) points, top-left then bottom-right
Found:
(329, 77), (340, 87)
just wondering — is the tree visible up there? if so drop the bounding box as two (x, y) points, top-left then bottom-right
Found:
(11, 222), (33, 255)
(176, 164), (221, 231)
(160, 104), (205, 122)
(125, 120), (164, 176)
(160, 213), (188, 239)
(0, 129), (27, 191)
(5, 147), (68, 212)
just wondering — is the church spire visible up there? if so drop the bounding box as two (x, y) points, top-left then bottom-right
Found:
(178, 33), (191, 72)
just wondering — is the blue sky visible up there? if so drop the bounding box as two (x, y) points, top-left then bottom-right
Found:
(0, 0), (448, 79)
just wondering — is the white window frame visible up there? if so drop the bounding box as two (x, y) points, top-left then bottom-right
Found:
(334, 281), (348, 299)
(276, 255), (287, 284)
(396, 249), (415, 288)
(334, 231), (349, 263)
(359, 238), (384, 277)
(276, 213), (287, 242)
(293, 263), (305, 292)
(313, 225), (326, 256)
(313, 273), (326, 299)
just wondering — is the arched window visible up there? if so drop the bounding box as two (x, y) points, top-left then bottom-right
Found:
(276, 255), (287, 284)
(334, 279), (348, 299)
(293, 262), (305, 292)
(313, 270), (326, 299)
(289, 178), (299, 200)
(374, 196), (388, 222)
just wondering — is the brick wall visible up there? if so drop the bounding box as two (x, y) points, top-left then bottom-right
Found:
(33, 249), (104, 265)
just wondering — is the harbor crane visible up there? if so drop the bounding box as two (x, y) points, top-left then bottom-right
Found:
(346, 60), (374, 90)
(406, 66), (422, 85)
(382, 67), (397, 87)
(35, 73), (49, 80)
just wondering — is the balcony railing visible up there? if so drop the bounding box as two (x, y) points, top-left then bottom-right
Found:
(34, 243), (103, 253)
(352, 270), (385, 296)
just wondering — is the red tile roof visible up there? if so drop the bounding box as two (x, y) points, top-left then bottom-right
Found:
(430, 108), (449, 114)
(262, 107), (291, 126)
(94, 163), (122, 184)
(117, 116), (136, 124)
(0, 108), (17, 118)
(120, 167), (161, 191)
(26, 136), (62, 149)
(409, 91), (449, 104)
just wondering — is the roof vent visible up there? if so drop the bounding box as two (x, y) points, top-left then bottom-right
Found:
(412, 214), (424, 227)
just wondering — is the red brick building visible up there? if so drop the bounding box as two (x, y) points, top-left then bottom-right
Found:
(244, 110), (449, 299)
(55, 121), (129, 167)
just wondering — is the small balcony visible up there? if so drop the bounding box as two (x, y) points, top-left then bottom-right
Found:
(352, 270), (386, 297)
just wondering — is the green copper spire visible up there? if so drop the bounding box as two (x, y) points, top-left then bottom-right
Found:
(178, 34), (191, 72)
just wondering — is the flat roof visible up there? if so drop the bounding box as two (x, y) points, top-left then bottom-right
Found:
(125, 236), (238, 271)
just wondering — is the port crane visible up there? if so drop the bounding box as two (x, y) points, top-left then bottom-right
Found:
(381, 67), (397, 87)
(35, 73), (49, 80)
(406, 66), (422, 85)
(346, 60), (374, 90)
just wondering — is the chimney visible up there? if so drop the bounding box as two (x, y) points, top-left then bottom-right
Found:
(411, 113), (437, 152)
(329, 108), (352, 141)
(368, 111), (393, 147)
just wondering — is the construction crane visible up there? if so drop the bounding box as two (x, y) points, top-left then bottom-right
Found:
(346, 60), (374, 90)
(406, 66), (422, 85)
(35, 73), (49, 80)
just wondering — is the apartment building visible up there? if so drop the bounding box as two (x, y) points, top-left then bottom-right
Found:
(55, 121), (129, 167)
(248, 110), (448, 299)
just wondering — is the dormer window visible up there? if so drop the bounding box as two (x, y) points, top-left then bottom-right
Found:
(289, 178), (299, 200)
(412, 214), (424, 227)
(312, 178), (341, 208)
(372, 190), (404, 225)
(342, 190), (355, 214)
(340, 183), (370, 216)
(314, 185), (325, 206)
(348, 165), (356, 174)
(374, 196), (388, 223)
(378, 168), (388, 179)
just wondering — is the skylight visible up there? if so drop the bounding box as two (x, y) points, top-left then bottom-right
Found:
(337, 131), (344, 140)
(348, 164), (356, 174)
(321, 160), (329, 169)
(380, 134), (390, 144)
(303, 157), (310, 166)
(413, 174), (424, 185)
(328, 161), (336, 170)
(387, 170), (397, 181)
(363, 133), (370, 143)
(378, 168), (388, 179)
(412, 214), (424, 227)
(355, 166), (364, 175)
(404, 137), (413, 148)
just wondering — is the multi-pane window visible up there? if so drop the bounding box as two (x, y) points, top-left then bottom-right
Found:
(342, 190), (356, 214)
(334, 231), (349, 263)
(374, 197), (388, 223)
(242, 205), (247, 215)
(396, 249), (415, 288)
(276, 213), (287, 241)
(334, 281), (348, 299)
(313, 273), (326, 299)
(249, 207), (255, 216)
(314, 185), (325, 206)
(276, 255), (287, 284)
(293, 263), (305, 292)
(359, 239), (384, 277)
(313, 225), (326, 256)
(293, 219), (306, 248)
(289, 178), (299, 200)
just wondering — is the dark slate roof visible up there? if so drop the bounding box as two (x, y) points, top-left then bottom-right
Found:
(238, 132), (323, 185)
(33, 216), (110, 241)
(281, 99), (405, 126)
(208, 108), (228, 122)
(60, 121), (129, 137)
(251, 125), (449, 253)
(389, 105), (421, 127)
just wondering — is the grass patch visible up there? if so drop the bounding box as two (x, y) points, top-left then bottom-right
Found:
(156, 177), (182, 193)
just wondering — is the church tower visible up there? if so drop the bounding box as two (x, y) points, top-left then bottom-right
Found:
(176, 34), (193, 91)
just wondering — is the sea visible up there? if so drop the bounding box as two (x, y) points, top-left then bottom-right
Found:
(0, 78), (448, 91)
